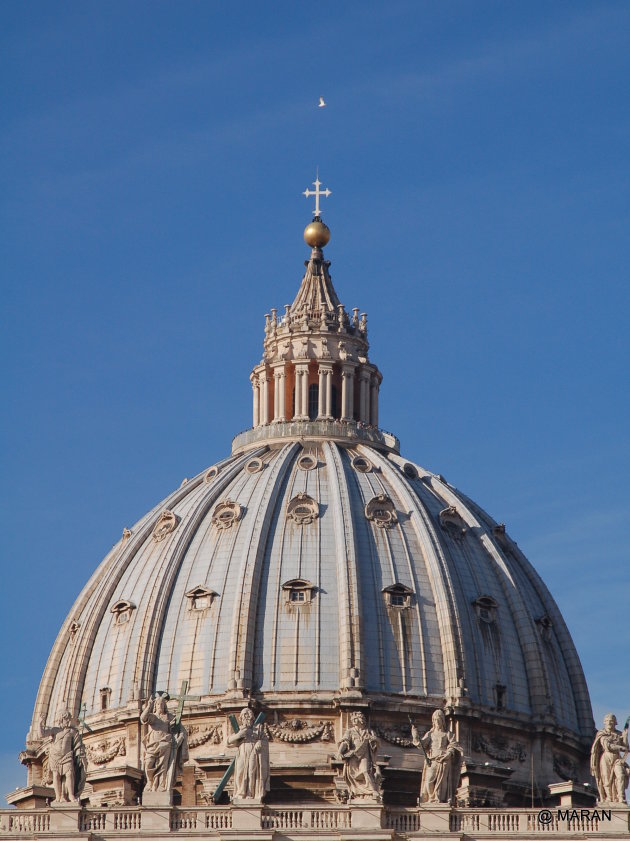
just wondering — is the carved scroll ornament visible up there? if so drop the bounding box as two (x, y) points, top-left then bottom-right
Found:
(211, 499), (243, 529)
(365, 494), (398, 529)
(287, 493), (319, 525)
(153, 510), (180, 542)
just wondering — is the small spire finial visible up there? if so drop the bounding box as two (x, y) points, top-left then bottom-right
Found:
(303, 171), (331, 219)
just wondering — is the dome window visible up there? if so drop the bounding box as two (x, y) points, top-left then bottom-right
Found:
(69, 620), (80, 640)
(383, 583), (413, 609)
(185, 586), (218, 611)
(403, 462), (418, 480)
(100, 687), (112, 711)
(473, 595), (498, 624)
(287, 492), (319, 525)
(204, 465), (220, 482)
(439, 506), (467, 539)
(152, 510), (180, 543)
(297, 453), (318, 471)
(282, 578), (315, 605)
(211, 499), (243, 529)
(110, 599), (136, 626)
(365, 494), (398, 529)
(352, 455), (372, 473)
(245, 457), (265, 474)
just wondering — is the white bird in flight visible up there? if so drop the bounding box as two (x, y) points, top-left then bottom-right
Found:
(319, 96), (326, 108)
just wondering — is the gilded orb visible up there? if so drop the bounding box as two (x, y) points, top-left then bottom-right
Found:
(304, 219), (330, 248)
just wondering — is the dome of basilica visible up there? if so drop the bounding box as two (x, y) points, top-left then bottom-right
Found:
(19, 202), (595, 814)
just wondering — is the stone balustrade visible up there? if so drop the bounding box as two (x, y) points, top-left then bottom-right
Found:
(1, 805), (628, 838)
(232, 418), (400, 454)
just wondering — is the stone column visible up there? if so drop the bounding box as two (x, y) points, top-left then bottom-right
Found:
(292, 367), (301, 419)
(370, 376), (379, 427)
(326, 368), (333, 418)
(251, 375), (260, 428)
(277, 366), (286, 421)
(341, 365), (355, 421)
(318, 366), (326, 419)
(294, 364), (309, 420)
(359, 370), (370, 423)
(301, 365), (309, 420)
(260, 371), (269, 425)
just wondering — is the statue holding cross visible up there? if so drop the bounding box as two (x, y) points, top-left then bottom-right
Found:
(140, 681), (199, 802)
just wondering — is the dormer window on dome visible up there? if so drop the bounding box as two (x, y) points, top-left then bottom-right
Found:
(473, 595), (498, 624)
(383, 583), (414, 609)
(110, 599), (136, 626)
(185, 586), (218, 611)
(282, 579), (315, 605)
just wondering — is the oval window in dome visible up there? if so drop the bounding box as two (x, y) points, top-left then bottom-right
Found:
(204, 465), (220, 483)
(245, 457), (264, 474)
(297, 453), (317, 471)
(352, 455), (372, 473)
(403, 462), (418, 479)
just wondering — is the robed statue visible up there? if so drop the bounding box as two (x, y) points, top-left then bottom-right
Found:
(40, 710), (87, 804)
(337, 711), (382, 801)
(412, 709), (463, 805)
(140, 694), (189, 794)
(590, 713), (629, 804)
(227, 707), (270, 802)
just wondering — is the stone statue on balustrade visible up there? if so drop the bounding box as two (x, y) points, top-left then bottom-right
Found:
(140, 694), (189, 804)
(337, 711), (383, 802)
(590, 713), (629, 804)
(412, 709), (463, 805)
(39, 710), (87, 804)
(227, 707), (270, 802)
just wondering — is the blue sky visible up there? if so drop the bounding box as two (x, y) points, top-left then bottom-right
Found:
(1, 1), (629, 797)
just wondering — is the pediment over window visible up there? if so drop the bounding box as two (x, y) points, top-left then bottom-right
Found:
(185, 586), (218, 611)
(382, 583), (414, 608)
(282, 578), (316, 604)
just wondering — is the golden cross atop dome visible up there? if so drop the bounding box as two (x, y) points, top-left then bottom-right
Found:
(303, 172), (331, 218)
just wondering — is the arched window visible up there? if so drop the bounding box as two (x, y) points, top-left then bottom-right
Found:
(308, 384), (319, 420)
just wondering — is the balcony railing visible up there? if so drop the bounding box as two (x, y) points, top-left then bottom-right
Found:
(232, 419), (400, 454)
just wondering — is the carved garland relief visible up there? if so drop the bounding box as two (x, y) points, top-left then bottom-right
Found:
(266, 719), (334, 743)
(86, 737), (126, 765)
